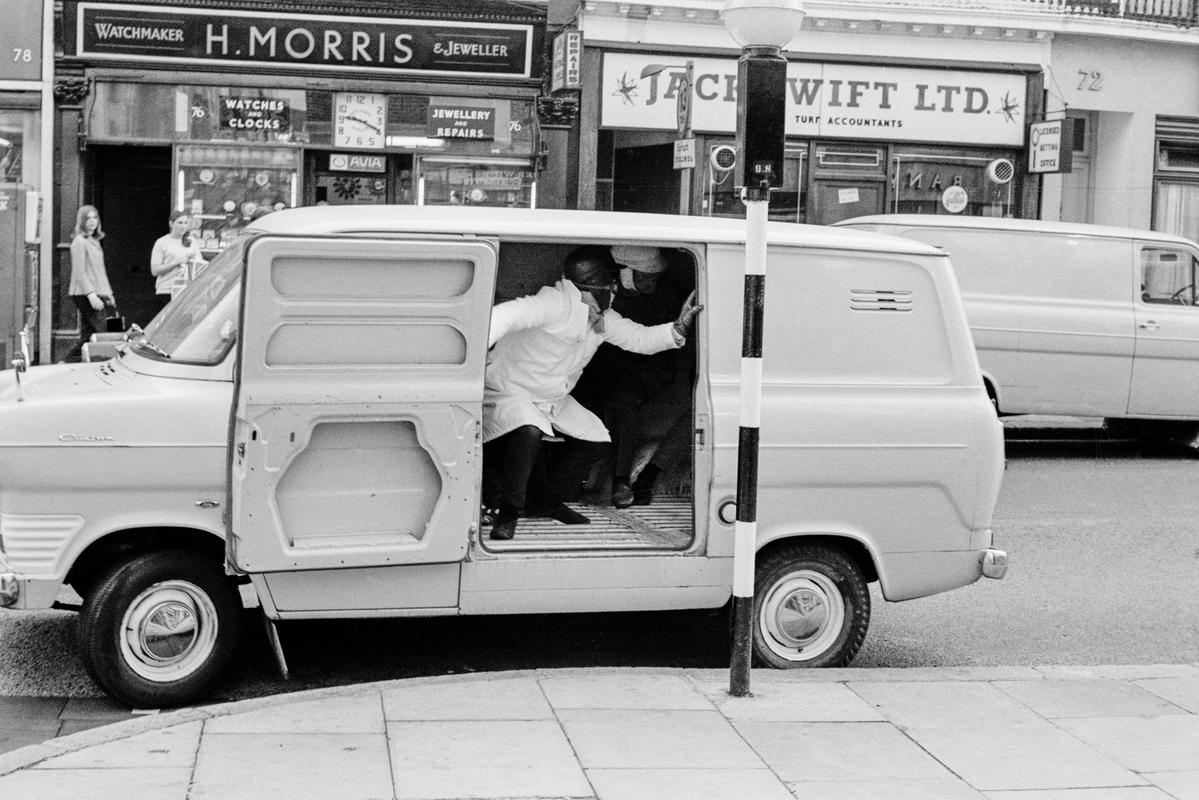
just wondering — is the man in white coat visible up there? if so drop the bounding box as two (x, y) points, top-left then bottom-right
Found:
(483, 245), (701, 540)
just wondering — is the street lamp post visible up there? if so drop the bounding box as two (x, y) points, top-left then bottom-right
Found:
(721, 0), (805, 698)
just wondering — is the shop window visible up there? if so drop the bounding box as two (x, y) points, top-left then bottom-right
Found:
(176, 144), (299, 255)
(0, 108), (39, 185)
(892, 153), (1015, 217)
(769, 149), (807, 223)
(89, 83), (179, 142)
(88, 84), (536, 160)
(418, 158), (535, 208)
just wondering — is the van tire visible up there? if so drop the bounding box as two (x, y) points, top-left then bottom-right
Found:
(76, 550), (241, 708)
(751, 544), (870, 669)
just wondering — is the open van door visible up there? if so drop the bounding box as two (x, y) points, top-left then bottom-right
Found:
(227, 236), (496, 575)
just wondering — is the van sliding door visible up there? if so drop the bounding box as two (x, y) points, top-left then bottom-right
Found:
(227, 236), (496, 574)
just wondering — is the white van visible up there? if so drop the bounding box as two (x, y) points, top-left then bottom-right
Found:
(0, 207), (1006, 707)
(837, 215), (1199, 434)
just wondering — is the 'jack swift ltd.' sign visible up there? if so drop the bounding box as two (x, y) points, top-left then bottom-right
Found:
(601, 53), (1029, 147)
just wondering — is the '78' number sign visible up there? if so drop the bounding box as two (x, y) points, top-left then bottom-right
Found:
(1, 1), (41, 82)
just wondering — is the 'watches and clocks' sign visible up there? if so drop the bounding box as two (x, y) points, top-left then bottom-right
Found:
(70, 2), (536, 78)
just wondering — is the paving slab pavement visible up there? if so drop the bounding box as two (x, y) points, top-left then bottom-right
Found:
(1, 665), (1198, 799)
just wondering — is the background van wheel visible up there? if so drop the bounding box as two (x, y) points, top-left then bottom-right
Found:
(77, 550), (241, 708)
(751, 544), (870, 669)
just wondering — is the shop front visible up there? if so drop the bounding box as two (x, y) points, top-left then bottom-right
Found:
(55, 0), (544, 353)
(592, 50), (1040, 224)
(1, 0), (49, 365)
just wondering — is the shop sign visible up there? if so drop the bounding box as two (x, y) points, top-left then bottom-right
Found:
(329, 154), (386, 173)
(72, 2), (535, 78)
(551, 30), (581, 93)
(219, 96), (290, 133)
(428, 104), (496, 140)
(471, 170), (526, 190)
(941, 185), (969, 213)
(1028, 119), (1074, 174)
(601, 53), (1029, 147)
(1, 0), (42, 81)
(673, 138), (696, 170)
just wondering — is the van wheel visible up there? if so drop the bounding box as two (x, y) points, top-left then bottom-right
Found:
(76, 550), (241, 708)
(752, 544), (870, 669)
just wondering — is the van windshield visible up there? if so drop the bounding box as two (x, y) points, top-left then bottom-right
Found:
(132, 236), (247, 365)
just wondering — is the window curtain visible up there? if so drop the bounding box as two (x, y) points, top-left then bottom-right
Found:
(1155, 181), (1199, 243)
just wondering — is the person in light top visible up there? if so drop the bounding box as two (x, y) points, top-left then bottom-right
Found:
(150, 209), (205, 315)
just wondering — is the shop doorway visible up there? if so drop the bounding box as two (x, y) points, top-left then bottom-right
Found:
(306, 152), (414, 206)
(90, 145), (171, 328)
(613, 143), (679, 214)
(809, 143), (887, 225)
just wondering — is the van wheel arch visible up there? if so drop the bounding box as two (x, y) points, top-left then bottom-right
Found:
(757, 535), (878, 585)
(983, 378), (1001, 415)
(66, 528), (227, 602)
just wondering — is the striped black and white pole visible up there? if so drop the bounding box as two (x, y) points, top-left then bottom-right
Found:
(729, 190), (769, 697)
(726, 26), (793, 696)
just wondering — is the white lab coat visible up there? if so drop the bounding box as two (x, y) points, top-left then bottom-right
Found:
(483, 279), (679, 443)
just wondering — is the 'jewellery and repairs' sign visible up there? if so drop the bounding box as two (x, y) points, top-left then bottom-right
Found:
(1028, 119), (1073, 174)
(71, 1), (535, 78)
(427, 104), (496, 140)
(601, 53), (1029, 147)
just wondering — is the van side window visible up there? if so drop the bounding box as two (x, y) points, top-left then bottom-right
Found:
(1141, 247), (1197, 306)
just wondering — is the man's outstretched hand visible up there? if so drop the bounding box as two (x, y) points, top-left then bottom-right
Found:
(673, 290), (703, 338)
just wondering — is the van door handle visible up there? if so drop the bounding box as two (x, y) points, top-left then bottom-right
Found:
(1139, 320), (1159, 331)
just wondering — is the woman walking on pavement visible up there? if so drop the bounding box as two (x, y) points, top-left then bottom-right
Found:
(65, 205), (115, 361)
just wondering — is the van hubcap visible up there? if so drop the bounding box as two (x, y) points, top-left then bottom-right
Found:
(760, 570), (845, 661)
(121, 581), (218, 682)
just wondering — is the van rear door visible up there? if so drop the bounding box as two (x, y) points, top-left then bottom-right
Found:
(227, 235), (496, 574)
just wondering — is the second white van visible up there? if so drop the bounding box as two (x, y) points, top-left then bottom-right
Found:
(838, 215), (1199, 435)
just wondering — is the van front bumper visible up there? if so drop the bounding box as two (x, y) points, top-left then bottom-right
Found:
(981, 548), (1008, 579)
(0, 552), (59, 609)
(0, 570), (17, 607)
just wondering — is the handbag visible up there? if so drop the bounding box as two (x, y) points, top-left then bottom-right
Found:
(105, 306), (127, 332)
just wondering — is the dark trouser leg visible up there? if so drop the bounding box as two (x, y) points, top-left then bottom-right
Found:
(548, 437), (610, 503)
(64, 295), (100, 362)
(482, 425), (544, 540)
(482, 425), (544, 513)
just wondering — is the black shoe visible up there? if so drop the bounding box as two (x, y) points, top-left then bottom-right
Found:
(611, 480), (634, 509)
(489, 505), (519, 540)
(630, 471), (656, 506)
(531, 502), (590, 525)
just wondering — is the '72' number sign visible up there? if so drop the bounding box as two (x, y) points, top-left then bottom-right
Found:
(1077, 70), (1103, 91)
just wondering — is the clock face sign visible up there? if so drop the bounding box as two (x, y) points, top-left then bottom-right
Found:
(335, 92), (386, 149)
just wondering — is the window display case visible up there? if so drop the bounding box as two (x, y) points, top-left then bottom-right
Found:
(418, 157), (535, 208)
(176, 144), (299, 254)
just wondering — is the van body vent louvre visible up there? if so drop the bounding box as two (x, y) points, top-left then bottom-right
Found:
(850, 289), (913, 312)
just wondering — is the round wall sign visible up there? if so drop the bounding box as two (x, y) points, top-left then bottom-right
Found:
(941, 186), (969, 214)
